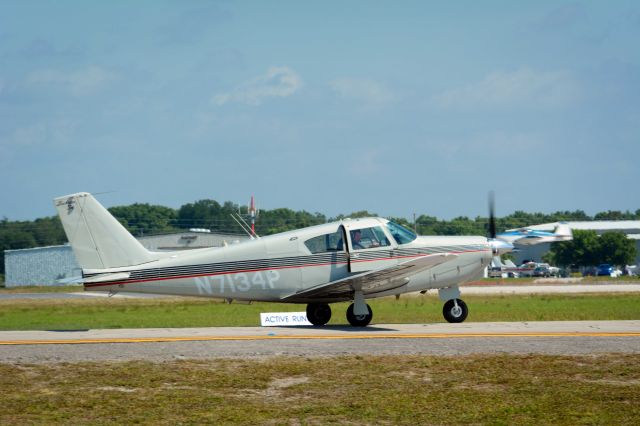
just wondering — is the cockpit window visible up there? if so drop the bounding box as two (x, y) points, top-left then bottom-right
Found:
(386, 221), (417, 244)
(304, 230), (344, 254)
(350, 226), (391, 250)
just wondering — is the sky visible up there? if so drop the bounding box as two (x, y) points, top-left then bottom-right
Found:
(1, 1), (639, 221)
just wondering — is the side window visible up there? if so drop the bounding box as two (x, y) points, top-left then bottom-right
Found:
(304, 230), (344, 254)
(350, 226), (391, 250)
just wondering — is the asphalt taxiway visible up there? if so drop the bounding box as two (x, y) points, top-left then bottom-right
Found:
(1, 321), (639, 363)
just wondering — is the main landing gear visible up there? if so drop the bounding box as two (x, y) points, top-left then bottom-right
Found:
(306, 303), (332, 326)
(306, 301), (373, 327)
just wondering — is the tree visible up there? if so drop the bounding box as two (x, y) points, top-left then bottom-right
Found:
(547, 230), (637, 268)
(0, 221), (39, 275)
(31, 216), (67, 246)
(550, 230), (601, 267)
(594, 210), (637, 221)
(415, 215), (439, 235)
(109, 204), (178, 236)
(258, 208), (325, 235)
(597, 232), (637, 267)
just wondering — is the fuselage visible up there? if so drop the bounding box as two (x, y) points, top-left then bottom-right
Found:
(83, 218), (492, 302)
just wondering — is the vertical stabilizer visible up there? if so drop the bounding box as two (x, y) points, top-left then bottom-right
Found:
(554, 222), (573, 239)
(53, 192), (155, 269)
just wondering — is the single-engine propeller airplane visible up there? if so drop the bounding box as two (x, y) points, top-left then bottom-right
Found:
(54, 192), (566, 327)
(496, 223), (573, 246)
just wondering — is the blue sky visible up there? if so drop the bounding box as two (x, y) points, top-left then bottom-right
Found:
(1, 1), (639, 221)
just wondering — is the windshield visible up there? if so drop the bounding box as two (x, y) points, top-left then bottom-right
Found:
(385, 221), (417, 244)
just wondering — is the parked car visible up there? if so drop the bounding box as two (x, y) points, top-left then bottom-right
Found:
(547, 266), (561, 277)
(518, 262), (537, 277)
(533, 266), (551, 277)
(596, 264), (621, 277)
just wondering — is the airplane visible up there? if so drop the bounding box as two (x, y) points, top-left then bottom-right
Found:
(54, 192), (519, 327)
(496, 223), (573, 246)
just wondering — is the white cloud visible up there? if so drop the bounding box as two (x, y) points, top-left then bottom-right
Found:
(213, 66), (302, 106)
(26, 65), (117, 96)
(433, 67), (580, 109)
(329, 78), (397, 106)
(5, 119), (78, 148)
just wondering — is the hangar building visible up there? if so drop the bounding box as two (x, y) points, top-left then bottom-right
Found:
(4, 231), (249, 287)
(512, 220), (640, 266)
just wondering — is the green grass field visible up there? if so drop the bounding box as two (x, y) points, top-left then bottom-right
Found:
(2, 290), (639, 424)
(2, 354), (639, 424)
(1, 293), (639, 330)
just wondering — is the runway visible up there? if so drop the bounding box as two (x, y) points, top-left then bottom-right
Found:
(2, 321), (639, 363)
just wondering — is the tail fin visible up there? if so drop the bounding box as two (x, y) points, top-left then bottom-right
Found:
(54, 192), (155, 269)
(554, 222), (573, 239)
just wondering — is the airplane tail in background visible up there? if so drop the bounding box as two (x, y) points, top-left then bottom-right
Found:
(53, 192), (156, 270)
(554, 222), (573, 240)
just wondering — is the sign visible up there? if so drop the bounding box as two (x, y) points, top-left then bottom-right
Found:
(260, 312), (312, 327)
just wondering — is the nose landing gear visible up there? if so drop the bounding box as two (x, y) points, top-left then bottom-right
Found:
(443, 298), (468, 323)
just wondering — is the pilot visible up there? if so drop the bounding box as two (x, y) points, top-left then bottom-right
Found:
(352, 230), (364, 249)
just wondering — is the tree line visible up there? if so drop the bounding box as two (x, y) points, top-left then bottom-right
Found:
(544, 230), (637, 269)
(2, 200), (639, 275)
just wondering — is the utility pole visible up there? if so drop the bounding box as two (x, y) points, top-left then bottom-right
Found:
(413, 212), (417, 234)
(250, 195), (257, 237)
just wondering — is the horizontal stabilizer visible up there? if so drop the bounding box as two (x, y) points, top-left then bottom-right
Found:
(83, 272), (131, 284)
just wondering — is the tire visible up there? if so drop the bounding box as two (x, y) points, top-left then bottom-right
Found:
(443, 298), (468, 323)
(306, 303), (332, 326)
(346, 303), (373, 327)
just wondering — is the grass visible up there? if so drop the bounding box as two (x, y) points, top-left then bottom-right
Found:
(1, 354), (639, 424)
(0, 285), (83, 293)
(2, 275), (638, 294)
(0, 293), (639, 330)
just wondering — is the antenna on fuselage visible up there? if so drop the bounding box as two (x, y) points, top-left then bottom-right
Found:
(230, 195), (260, 239)
(231, 213), (258, 239)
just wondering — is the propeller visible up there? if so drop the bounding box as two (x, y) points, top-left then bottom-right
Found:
(487, 191), (513, 256)
(488, 190), (496, 239)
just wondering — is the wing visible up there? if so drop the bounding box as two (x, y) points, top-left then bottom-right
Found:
(281, 253), (458, 302)
(511, 235), (544, 245)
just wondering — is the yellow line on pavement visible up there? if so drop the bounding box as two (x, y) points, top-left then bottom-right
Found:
(1, 331), (639, 346)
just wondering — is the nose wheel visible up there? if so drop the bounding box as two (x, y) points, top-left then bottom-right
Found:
(346, 303), (373, 327)
(443, 298), (468, 323)
(306, 303), (332, 326)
